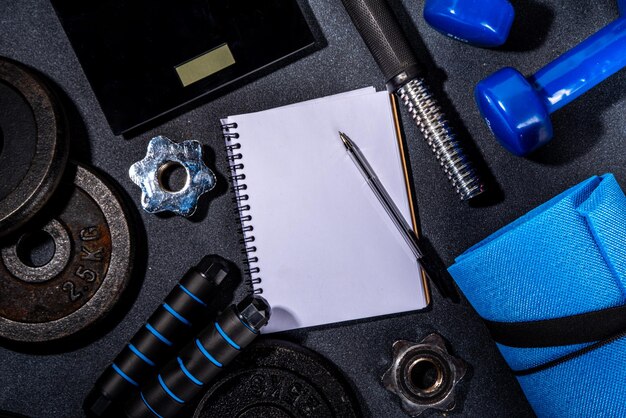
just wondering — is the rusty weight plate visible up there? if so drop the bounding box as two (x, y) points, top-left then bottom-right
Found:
(0, 164), (133, 343)
(0, 57), (69, 238)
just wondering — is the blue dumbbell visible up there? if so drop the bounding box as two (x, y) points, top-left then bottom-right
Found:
(424, 0), (515, 47)
(475, 5), (626, 156)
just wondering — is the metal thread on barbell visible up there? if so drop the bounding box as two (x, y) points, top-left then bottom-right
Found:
(397, 78), (484, 201)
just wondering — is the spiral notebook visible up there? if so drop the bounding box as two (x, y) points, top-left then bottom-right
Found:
(222, 88), (429, 333)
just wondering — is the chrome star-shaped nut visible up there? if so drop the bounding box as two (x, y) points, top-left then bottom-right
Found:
(382, 333), (467, 417)
(129, 136), (216, 217)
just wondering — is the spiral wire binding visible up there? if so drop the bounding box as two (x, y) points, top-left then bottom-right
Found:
(222, 122), (263, 294)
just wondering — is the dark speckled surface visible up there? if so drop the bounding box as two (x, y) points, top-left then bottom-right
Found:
(1, 0), (625, 417)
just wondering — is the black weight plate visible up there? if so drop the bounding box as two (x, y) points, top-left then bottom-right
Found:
(0, 57), (68, 238)
(193, 339), (361, 418)
(0, 164), (133, 342)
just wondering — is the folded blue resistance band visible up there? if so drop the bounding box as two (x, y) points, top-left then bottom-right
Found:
(449, 174), (626, 417)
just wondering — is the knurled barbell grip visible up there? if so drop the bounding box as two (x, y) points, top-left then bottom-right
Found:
(340, 0), (423, 84)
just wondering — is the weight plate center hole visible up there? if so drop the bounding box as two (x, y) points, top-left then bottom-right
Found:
(407, 358), (444, 395)
(157, 161), (189, 193)
(16, 229), (56, 267)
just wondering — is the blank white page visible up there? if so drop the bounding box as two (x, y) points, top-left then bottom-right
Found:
(223, 89), (427, 333)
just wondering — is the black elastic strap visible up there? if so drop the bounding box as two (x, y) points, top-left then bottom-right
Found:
(514, 330), (626, 376)
(484, 303), (626, 348)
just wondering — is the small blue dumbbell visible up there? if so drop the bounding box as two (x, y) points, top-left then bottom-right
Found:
(424, 0), (515, 47)
(476, 4), (626, 156)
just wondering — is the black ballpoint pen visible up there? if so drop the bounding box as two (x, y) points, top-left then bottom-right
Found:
(339, 131), (459, 302)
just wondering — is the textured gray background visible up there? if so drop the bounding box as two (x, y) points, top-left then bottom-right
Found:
(1, 0), (625, 417)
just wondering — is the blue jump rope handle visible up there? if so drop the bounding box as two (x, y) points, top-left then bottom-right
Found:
(124, 298), (266, 418)
(83, 255), (229, 417)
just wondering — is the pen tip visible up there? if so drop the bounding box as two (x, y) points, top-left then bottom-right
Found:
(339, 131), (352, 150)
